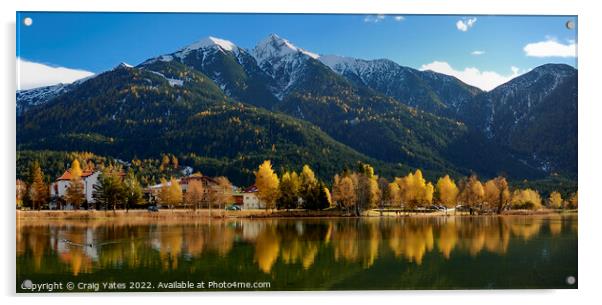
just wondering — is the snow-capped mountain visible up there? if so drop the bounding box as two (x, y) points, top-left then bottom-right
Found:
(140, 36), (279, 108)
(461, 63), (578, 174)
(142, 36), (245, 91)
(252, 34), (319, 99)
(16, 74), (96, 116)
(16, 34), (577, 178)
(319, 55), (481, 116)
(17, 83), (71, 115)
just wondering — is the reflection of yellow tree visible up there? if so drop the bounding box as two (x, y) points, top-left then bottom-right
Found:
(184, 229), (206, 257)
(333, 225), (358, 263)
(455, 218), (510, 256)
(483, 221), (510, 254)
(388, 222), (434, 265)
(27, 227), (49, 272)
(57, 230), (93, 275)
(363, 222), (381, 268)
(437, 221), (458, 259)
(509, 217), (543, 240)
(331, 220), (381, 268)
(254, 228), (281, 273)
(548, 214), (562, 236)
(158, 228), (183, 271)
(281, 239), (319, 270)
(206, 224), (235, 256)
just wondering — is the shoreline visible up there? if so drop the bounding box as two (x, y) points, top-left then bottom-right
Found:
(16, 209), (577, 220)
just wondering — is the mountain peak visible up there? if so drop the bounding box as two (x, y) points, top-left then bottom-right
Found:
(114, 62), (133, 69)
(530, 63), (576, 75)
(179, 36), (238, 55)
(253, 34), (319, 62)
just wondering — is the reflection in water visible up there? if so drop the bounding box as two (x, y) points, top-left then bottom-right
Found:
(17, 215), (576, 276)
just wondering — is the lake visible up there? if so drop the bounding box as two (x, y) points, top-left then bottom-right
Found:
(16, 214), (577, 291)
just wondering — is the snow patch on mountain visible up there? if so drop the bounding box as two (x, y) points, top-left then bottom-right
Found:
(175, 36), (239, 59)
(16, 83), (69, 115)
(114, 62), (133, 69)
(320, 55), (406, 84)
(253, 34), (318, 64)
(479, 63), (576, 139)
(252, 34), (320, 99)
(16, 73), (99, 116)
(146, 70), (184, 87)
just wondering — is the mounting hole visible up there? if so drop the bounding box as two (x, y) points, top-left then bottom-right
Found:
(566, 276), (576, 285)
(22, 279), (33, 288)
(565, 20), (575, 30)
(23, 17), (33, 26)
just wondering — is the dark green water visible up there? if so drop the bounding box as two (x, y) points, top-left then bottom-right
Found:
(16, 214), (577, 292)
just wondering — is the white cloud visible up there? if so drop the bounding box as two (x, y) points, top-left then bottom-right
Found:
(394, 16), (405, 22)
(364, 15), (386, 23)
(523, 38), (577, 58)
(420, 61), (522, 91)
(456, 17), (477, 32)
(17, 58), (94, 90)
(471, 50), (485, 56)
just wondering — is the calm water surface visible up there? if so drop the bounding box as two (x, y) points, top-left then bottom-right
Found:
(16, 215), (577, 291)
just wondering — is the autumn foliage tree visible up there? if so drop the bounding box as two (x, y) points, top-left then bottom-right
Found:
(184, 179), (204, 211)
(482, 177), (511, 214)
(548, 191), (563, 209)
(295, 165), (330, 210)
(255, 160), (280, 211)
(352, 163), (380, 215)
(332, 174), (356, 211)
(567, 191), (578, 209)
(300, 165), (318, 209)
(64, 159), (85, 210)
(208, 176), (234, 211)
(387, 182), (401, 208)
(395, 169), (434, 210)
(123, 170), (145, 212)
(436, 175), (459, 211)
(458, 175), (485, 213)
(377, 177), (390, 210)
(158, 177), (183, 209)
(29, 161), (49, 211)
(278, 171), (300, 210)
(511, 188), (542, 210)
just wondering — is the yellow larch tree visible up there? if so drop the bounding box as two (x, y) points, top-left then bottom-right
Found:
(548, 191), (563, 209)
(436, 175), (459, 210)
(254, 160), (280, 211)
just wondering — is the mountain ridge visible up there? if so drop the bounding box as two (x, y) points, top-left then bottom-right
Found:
(16, 34), (577, 181)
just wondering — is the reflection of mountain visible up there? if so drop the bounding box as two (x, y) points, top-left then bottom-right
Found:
(17, 216), (571, 279)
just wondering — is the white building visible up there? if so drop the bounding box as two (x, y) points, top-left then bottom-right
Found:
(241, 185), (266, 209)
(50, 170), (101, 207)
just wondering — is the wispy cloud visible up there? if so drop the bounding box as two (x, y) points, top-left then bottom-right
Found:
(17, 58), (95, 90)
(456, 17), (477, 32)
(471, 50), (485, 56)
(523, 38), (577, 58)
(364, 15), (386, 23)
(420, 61), (522, 91)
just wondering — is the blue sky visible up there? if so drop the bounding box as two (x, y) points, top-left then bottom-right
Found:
(16, 12), (577, 90)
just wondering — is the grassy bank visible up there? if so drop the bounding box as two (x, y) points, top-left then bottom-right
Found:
(16, 208), (576, 220)
(15, 209), (349, 220)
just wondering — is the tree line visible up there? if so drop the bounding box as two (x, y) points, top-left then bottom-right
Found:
(253, 160), (578, 215)
(17, 158), (578, 214)
(17, 158), (236, 212)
